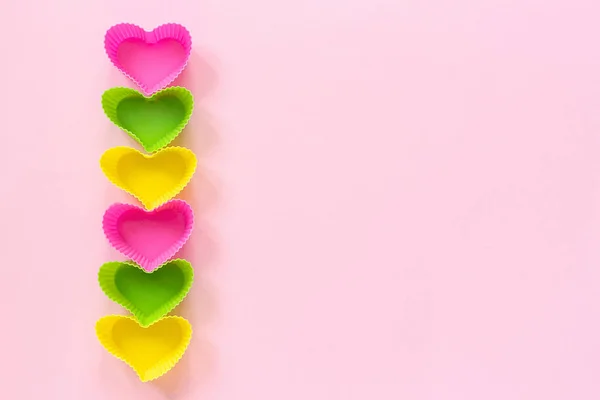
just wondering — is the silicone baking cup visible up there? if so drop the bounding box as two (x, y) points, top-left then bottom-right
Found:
(98, 260), (193, 327)
(96, 315), (192, 382)
(102, 87), (194, 153)
(105, 23), (192, 96)
(103, 200), (194, 272)
(100, 146), (197, 210)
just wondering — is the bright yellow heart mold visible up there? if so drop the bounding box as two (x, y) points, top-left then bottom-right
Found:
(100, 146), (197, 210)
(96, 315), (192, 382)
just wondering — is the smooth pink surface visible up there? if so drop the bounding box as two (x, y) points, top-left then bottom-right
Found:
(105, 23), (192, 95)
(103, 200), (194, 272)
(1, 1), (600, 399)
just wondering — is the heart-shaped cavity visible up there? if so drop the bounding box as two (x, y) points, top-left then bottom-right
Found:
(100, 146), (197, 210)
(103, 200), (194, 272)
(104, 23), (192, 96)
(98, 260), (193, 327)
(102, 87), (194, 153)
(96, 315), (192, 381)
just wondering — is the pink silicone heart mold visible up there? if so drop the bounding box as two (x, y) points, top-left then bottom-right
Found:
(102, 200), (194, 272)
(104, 23), (192, 96)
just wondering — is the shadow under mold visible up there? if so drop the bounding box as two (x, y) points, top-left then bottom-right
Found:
(151, 50), (221, 398)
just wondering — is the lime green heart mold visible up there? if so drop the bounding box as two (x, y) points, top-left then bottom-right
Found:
(98, 259), (194, 327)
(102, 87), (194, 153)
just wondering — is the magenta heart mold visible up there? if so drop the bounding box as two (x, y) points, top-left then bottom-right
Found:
(102, 199), (194, 272)
(104, 23), (192, 96)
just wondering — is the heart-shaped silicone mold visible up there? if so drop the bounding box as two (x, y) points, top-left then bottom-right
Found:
(96, 315), (192, 382)
(103, 200), (194, 272)
(104, 23), (192, 96)
(98, 260), (193, 327)
(100, 146), (197, 210)
(102, 87), (194, 153)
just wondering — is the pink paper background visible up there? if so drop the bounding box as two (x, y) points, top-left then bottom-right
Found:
(1, 0), (600, 399)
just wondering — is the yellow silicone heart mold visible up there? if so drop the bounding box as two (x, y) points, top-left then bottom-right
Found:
(96, 315), (192, 382)
(100, 146), (197, 210)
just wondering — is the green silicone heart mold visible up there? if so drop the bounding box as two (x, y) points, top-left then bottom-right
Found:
(102, 86), (194, 153)
(98, 259), (194, 327)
